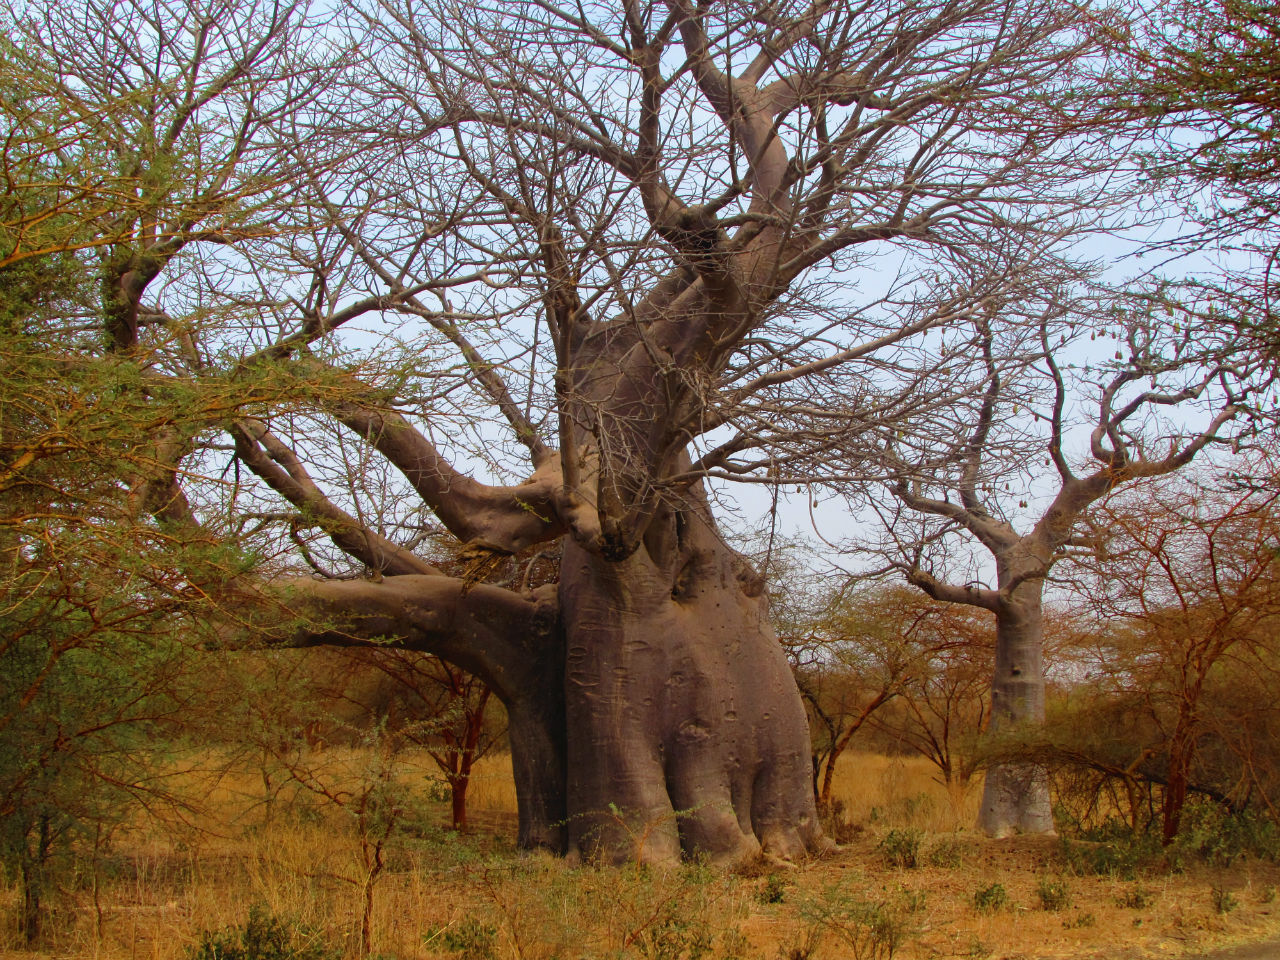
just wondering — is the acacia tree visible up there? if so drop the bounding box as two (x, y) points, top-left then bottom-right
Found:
(867, 595), (994, 806)
(8, 0), (1130, 863)
(784, 584), (918, 808)
(1062, 471), (1280, 841)
(1097, 0), (1280, 361)
(0, 33), (248, 940)
(865, 297), (1267, 836)
(783, 582), (984, 807)
(331, 650), (503, 832)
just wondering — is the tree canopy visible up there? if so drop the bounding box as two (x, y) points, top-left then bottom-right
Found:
(2, 0), (1272, 862)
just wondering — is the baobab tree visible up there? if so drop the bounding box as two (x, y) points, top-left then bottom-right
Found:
(6, 0), (1130, 863)
(864, 298), (1269, 836)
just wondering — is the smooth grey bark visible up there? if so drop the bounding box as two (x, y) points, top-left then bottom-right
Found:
(978, 577), (1054, 836)
(261, 515), (824, 864)
(558, 492), (824, 864)
(908, 546), (1056, 837)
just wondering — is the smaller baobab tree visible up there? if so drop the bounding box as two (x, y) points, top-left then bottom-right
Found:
(863, 293), (1268, 836)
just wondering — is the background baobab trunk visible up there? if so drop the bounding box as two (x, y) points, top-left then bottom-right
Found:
(877, 307), (1254, 837)
(980, 579), (1054, 835)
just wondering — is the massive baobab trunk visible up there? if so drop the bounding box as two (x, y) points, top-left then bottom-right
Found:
(268, 518), (823, 863)
(559, 494), (823, 863)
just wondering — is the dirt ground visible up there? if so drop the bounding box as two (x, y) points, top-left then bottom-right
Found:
(1192, 940), (1280, 959)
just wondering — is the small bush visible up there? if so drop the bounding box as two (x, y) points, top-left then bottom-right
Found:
(1059, 804), (1280, 877)
(879, 828), (922, 869)
(818, 798), (862, 845)
(1211, 886), (1239, 915)
(780, 924), (823, 960)
(718, 928), (749, 960)
(965, 935), (992, 958)
(926, 836), (966, 869)
(1172, 802), (1280, 867)
(800, 883), (924, 960)
(1036, 876), (1072, 912)
(870, 792), (934, 828)
(1115, 886), (1154, 909)
(423, 917), (498, 960)
(1057, 831), (1158, 879)
(758, 873), (788, 904)
(186, 906), (340, 960)
(972, 882), (1007, 914)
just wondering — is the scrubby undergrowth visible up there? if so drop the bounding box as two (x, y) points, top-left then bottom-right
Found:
(3, 752), (1280, 960)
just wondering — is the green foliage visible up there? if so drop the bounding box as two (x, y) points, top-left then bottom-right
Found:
(1169, 800), (1280, 867)
(1210, 886), (1239, 915)
(0, 65), (260, 937)
(925, 836), (966, 869)
(1056, 813), (1164, 877)
(186, 905), (341, 960)
(1057, 802), (1280, 880)
(1143, 0), (1280, 205)
(878, 828), (922, 869)
(464, 857), (744, 960)
(1034, 876), (1072, 911)
(758, 873), (788, 904)
(0, 539), (205, 940)
(423, 917), (498, 960)
(972, 882), (1008, 913)
(800, 882), (924, 960)
(1115, 886), (1154, 909)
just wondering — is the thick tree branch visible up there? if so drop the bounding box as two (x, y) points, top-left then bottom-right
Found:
(901, 565), (1000, 612)
(301, 171), (551, 462)
(231, 419), (444, 576)
(958, 313), (999, 515)
(891, 478), (1019, 554)
(249, 576), (560, 705)
(328, 397), (565, 553)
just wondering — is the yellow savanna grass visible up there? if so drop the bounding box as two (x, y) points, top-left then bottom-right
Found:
(823, 751), (982, 832)
(462, 750), (980, 830)
(2, 748), (1279, 960)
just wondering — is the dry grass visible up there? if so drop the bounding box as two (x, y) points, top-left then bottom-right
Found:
(822, 751), (982, 833)
(2, 750), (1278, 960)
(461, 754), (520, 815)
